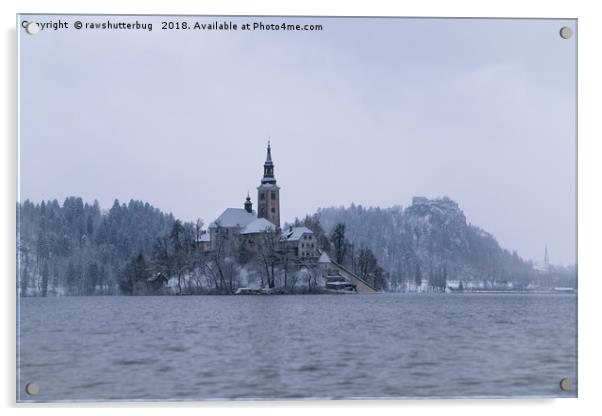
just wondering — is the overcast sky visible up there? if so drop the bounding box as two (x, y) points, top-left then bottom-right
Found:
(19, 16), (576, 265)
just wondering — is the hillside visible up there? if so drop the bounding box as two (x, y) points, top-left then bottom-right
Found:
(315, 197), (575, 290)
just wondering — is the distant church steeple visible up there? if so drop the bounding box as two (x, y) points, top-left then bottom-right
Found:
(244, 192), (253, 213)
(257, 141), (280, 228)
(544, 245), (550, 269)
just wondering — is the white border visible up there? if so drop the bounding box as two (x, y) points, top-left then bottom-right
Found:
(2, 1), (601, 415)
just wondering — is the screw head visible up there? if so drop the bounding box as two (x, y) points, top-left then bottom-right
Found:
(559, 378), (573, 391)
(25, 22), (40, 35)
(559, 26), (573, 39)
(25, 383), (39, 396)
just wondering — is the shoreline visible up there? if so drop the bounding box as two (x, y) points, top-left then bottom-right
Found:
(18, 289), (577, 298)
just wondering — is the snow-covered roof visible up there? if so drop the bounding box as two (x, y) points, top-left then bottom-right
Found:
(241, 218), (276, 235)
(318, 251), (331, 264)
(197, 233), (210, 242)
(285, 226), (313, 241)
(209, 208), (256, 229)
(258, 183), (279, 189)
(326, 281), (355, 286)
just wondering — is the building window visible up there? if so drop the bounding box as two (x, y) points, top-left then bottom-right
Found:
(271, 208), (275, 213)
(260, 193), (265, 200)
(260, 208), (265, 215)
(271, 192), (276, 200)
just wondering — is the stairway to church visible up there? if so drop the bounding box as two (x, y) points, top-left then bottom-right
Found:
(324, 262), (378, 294)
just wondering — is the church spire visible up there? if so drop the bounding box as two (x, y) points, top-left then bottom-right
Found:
(266, 140), (272, 162)
(261, 141), (276, 185)
(257, 141), (280, 228)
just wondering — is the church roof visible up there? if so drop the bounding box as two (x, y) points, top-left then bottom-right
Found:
(209, 208), (256, 229)
(285, 226), (314, 241)
(241, 218), (276, 235)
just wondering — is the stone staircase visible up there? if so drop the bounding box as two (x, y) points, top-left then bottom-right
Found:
(321, 256), (377, 293)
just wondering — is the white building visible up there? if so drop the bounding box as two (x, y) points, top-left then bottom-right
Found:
(284, 226), (318, 259)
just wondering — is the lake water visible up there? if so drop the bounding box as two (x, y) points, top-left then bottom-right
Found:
(17, 293), (577, 401)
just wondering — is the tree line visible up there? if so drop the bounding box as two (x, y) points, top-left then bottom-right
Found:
(17, 198), (330, 296)
(18, 197), (388, 296)
(18, 196), (574, 296)
(316, 200), (576, 291)
(18, 197), (175, 296)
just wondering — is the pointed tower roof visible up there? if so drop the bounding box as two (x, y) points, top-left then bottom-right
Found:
(261, 141), (277, 185)
(244, 191), (253, 213)
(266, 140), (272, 163)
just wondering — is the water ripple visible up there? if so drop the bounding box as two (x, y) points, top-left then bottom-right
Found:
(17, 294), (577, 401)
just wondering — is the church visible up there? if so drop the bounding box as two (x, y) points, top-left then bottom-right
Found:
(197, 142), (377, 293)
(202, 143), (319, 260)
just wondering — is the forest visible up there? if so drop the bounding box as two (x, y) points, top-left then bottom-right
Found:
(17, 196), (576, 296)
(18, 198), (176, 296)
(17, 197), (380, 296)
(316, 199), (576, 291)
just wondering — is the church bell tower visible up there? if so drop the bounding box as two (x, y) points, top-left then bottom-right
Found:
(257, 142), (280, 228)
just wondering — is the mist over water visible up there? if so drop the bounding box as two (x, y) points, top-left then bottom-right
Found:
(18, 294), (577, 401)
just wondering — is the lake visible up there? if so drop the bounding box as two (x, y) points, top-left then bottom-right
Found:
(17, 293), (577, 401)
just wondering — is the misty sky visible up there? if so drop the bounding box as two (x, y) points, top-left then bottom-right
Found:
(18, 15), (576, 265)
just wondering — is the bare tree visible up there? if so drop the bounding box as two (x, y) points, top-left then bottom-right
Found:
(194, 218), (204, 248)
(297, 258), (320, 292)
(287, 265), (301, 291)
(170, 221), (188, 295)
(255, 228), (281, 289)
(281, 248), (296, 290)
(357, 245), (378, 282)
(208, 224), (242, 293)
(330, 223), (348, 264)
